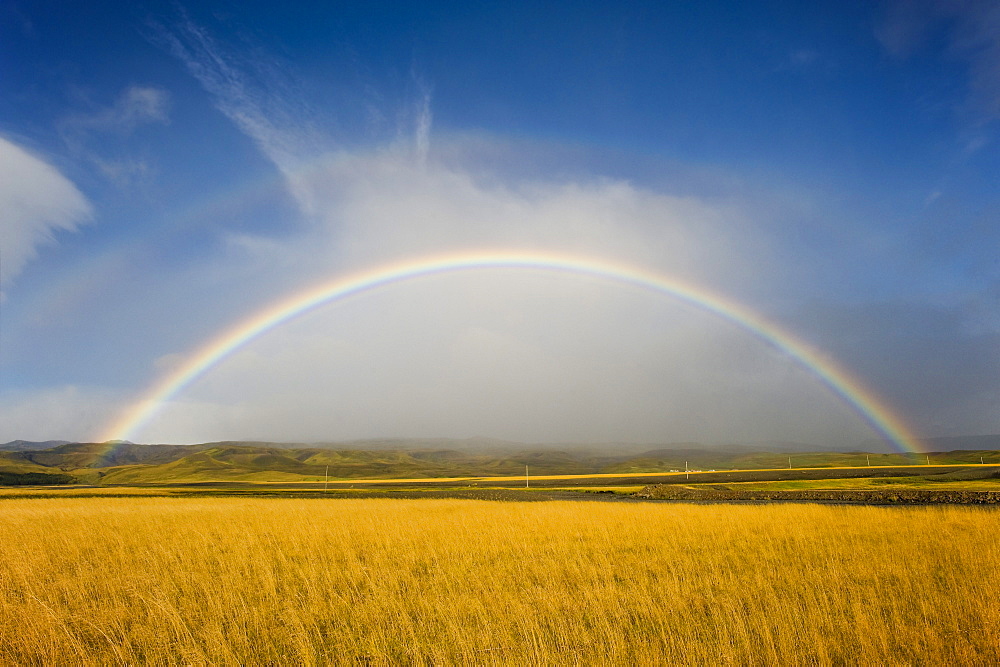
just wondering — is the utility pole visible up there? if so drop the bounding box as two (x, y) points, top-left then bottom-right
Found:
(525, 465), (529, 488)
(788, 457), (792, 470)
(324, 465), (329, 492)
(867, 454), (870, 467)
(685, 461), (689, 481)
(926, 455), (930, 466)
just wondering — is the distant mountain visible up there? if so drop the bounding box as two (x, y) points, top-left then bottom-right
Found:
(302, 437), (533, 454)
(0, 440), (72, 452)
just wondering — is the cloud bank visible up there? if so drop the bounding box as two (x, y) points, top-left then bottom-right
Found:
(0, 386), (119, 443)
(125, 141), (870, 446)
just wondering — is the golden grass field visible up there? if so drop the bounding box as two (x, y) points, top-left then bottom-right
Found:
(2, 498), (998, 665)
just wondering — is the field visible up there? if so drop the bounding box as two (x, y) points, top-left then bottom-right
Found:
(2, 498), (998, 665)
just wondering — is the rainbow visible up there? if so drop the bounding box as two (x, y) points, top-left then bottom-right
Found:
(99, 251), (923, 452)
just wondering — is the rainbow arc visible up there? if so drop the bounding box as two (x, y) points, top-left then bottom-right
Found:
(99, 251), (922, 453)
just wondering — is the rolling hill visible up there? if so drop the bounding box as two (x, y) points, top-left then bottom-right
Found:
(1, 438), (999, 485)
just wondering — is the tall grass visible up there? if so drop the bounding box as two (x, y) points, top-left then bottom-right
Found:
(1, 498), (997, 665)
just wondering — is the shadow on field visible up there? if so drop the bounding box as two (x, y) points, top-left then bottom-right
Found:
(4, 466), (999, 504)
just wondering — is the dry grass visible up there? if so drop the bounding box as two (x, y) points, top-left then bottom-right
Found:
(1, 498), (998, 665)
(0, 487), (179, 498)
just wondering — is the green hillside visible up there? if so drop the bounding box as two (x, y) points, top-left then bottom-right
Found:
(95, 446), (617, 484)
(17, 442), (213, 469)
(0, 452), (76, 485)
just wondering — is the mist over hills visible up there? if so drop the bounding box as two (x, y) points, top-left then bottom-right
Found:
(915, 435), (1000, 451)
(5, 434), (1000, 456)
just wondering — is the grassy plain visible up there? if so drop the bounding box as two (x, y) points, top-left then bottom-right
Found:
(1, 498), (998, 665)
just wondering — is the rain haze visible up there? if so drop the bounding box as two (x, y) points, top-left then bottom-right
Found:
(1, 1), (998, 449)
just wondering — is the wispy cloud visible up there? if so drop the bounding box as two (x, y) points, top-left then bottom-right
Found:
(412, 80), (433, 166)
(954, 3), (1000, 119)
(60, 85), (171, 187)
(62, 86), (170, 134)
(150, 12), (325, 214)
(876, 0), (938, 59)
(878, 0), (1000, 121)
(0, 136), (92, 290)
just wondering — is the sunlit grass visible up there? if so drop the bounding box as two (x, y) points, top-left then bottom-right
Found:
(0, 486), (180, 498)
(1, 498), (997, 664)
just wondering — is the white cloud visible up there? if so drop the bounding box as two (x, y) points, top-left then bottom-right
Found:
(325, 148), (747, 282)
(0, 136), (92, 289)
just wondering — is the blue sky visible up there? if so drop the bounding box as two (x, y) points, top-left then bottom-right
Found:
(1, 0), (998, 446)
